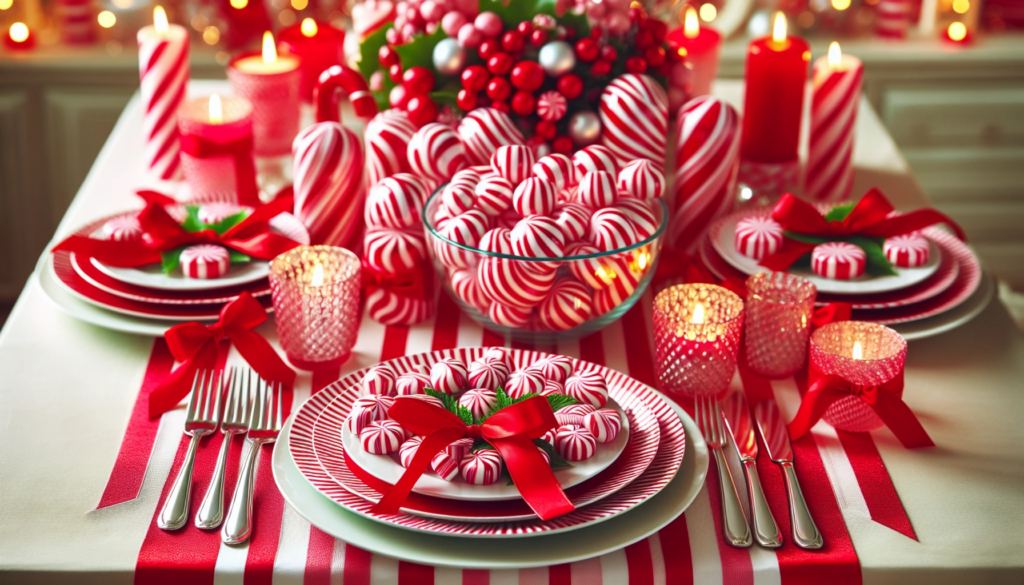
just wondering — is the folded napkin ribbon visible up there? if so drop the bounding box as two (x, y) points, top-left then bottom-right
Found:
(179, 133), (259, 206)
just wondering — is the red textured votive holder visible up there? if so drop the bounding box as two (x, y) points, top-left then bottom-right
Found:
(178, 95), (255, 204)
(227, 52), (301, 157)
(744, 272), (816, 379)
(810, 321), (907, 432)
(654, 284), (744, 398)
(270, 245), (361, 371)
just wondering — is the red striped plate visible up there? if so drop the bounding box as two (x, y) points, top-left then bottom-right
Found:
(288, 348), (685, 538)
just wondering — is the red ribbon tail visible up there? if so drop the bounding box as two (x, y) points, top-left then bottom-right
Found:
(787, 377), (849, 440)
(229, 329), (296, 388)
(759, 239), (815, 272)
(371, 427), (467, 515)
(870, 393), (935, 449)
(148, 358), (201, 419)
(51, 235), (163, 268)
(491, 436), (575, 521)
(136, 190), (178, 207)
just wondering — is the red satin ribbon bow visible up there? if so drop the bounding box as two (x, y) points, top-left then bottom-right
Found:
(51, 194), (300, 269)
(372, 396), (575, 520)
(179, 133), (260, 206)
(788, 364), (934, 449)
(761, 188), (967, 272)
(149, 292), (296, 418)
(811, 302), (853, 327)
(361, 259), (435, 301)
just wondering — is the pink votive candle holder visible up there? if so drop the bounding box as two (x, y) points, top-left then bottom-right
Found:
(744, 272), (817, 379)
(226, 40), (301, 157)
(654, 283), (745, 398)
(178, 94), (258, 205)
(810, 321), (907, 432)
(270, 245), (361, 371)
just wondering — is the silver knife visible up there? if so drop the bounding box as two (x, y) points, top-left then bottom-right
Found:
(754, 400), (824, 550)
(723, 392), (782, 548)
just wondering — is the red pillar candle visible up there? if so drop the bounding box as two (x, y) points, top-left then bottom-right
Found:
(806, 42), (863, 202)
(278, 18), (346, 103)
(4, 22), (36, 51)
(666, 6), (722, 99)
(740, 13), (810, 164)
(178, 94), (260, 206)
(227, 31), (301, 157)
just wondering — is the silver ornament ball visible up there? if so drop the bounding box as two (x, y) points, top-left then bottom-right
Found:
(538, 41), (576, 77)
(568, 111), (602, 146)
(432, 38), (467, 76)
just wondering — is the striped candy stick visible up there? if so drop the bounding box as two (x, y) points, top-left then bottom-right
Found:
(137, 12), (189, 181)
(292, 121), (366, 250)
(806, 45), (864, 202)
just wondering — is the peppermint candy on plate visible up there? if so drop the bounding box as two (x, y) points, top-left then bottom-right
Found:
(474, 175), (515, 217)
(512, 177), (558, 217)
(599, 73), (669, 168)
(589, 208), (640, 251)
(477, 257), (557, 308)
(363, 227), (426, 273)
(505, 369), (545, 398)
(487, 302), (531, 328)
(615, 198), (660, 239)
(405, 393), (443, 409)
(538, 278), (594, 331)
(577, 171), (618, 210)
(584, 409), (621, 443)
(572, 144), (619, 177)
(734, 216), (784, 260)
(458, 108), (525, 165)
(540, 380), (565, 396)
(351, 394), (395, 423)
(450, 268), (490, 313)
(180, 245), (230, 279)
(553, 202), (592, 242)
(511, 215), (565, 258)
(399, 435), (424, 468)
(365, 173), (429, 229)
(556, 403), (596, 426)
(468, 359), (509, 391)
(360, 420), (407, 454)
(533, 154), (575, 189)
(361, 364), (397, 396)
(554, 424), (598, 461)
(460, 449), (503, 485)
(478, 228), (514, 255)
(530, 354), (575, 383)
(365, 109), (417, 186)
(101, 215), (143, 242)
(491, 145), (536, 185)
(431, 437), (474, 481)
(459, 389), (498, 419)
(395, 369), (431, 395)
(481, 348), (510, 369)
(617, 159), (665, 200)
(196, 203), (242, 224)
(407, 122), (468, 182)
(564, 371), (609, 408)
(430, 357), (468, 394)
(884, 234), (930, 268)
(346, 406), (374, 434)
(812, 242), (867, 280)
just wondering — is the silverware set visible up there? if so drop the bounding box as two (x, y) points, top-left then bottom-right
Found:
(157, 367), (282, 546)
(698, 392), (823, 550)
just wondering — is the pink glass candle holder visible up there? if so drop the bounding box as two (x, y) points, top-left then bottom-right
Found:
(178, 95), (259, 206)
(227, 45), (301, 157)
(654, 284), (745, 398)
(270, 245), (361, 371)
(744, 272), (816, 379)
(810, 321), (907, 432)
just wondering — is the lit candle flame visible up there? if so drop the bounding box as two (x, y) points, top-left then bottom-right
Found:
(852, 340), (863, 360)
(947, 21), (967, 41)
(301, 17), (317, 37)
(208, 94), (223, 124)
(154, 5), (168, 33)
(9, 22), (28, 42)
(692, 303), (705, 325)
(772, 12), (787, 44)
(310, 262), (324, 286)
(262, 30), (277, 63)
(828, 41), (842, 68)
(684, 5), (700, 39)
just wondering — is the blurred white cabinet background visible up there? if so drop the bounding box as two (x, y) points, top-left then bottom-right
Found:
(0, 37), (1022, 303)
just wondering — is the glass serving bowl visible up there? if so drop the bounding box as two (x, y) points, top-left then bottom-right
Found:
(422, 187), (668, 342)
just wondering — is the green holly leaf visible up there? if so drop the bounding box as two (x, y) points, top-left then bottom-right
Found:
(357, 23), (392, 82)
(181, 206), (204, 233)
(161, 248), (184, 274)
(511, 392), (536, 405)
(546, 394), (578, 412)
(430, 90), (460, 111)
(824, 203), (856, 223)
(471, 438), (494, 452)
(456, 404), (474, 426)
(494, 387), (513, 411)
(535, 439), (573, 469)
(228, 250), (250, 264)
(480, 0), (536, 27)
(848, 236), (898, 276)
(534, 0), (591, 37)
(395, 26), (448, 76)
(424, 388), (460, 415)
(206, 210), (249, 235)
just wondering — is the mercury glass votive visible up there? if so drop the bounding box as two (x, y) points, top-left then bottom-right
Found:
(654, 284), (745, 397)
(810, 321), (907, 432)
(744, 272), (817, 379)
(270, 245), (361, 371)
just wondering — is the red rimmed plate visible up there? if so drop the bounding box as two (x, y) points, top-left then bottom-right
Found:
(287, 348), (685, 538)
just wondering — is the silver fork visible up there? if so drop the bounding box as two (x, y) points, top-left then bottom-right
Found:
(697, 394), (752, 547)
(196, 367), (253, 529)
(158, 370), (222, 531)
(222, 377), (283, 545)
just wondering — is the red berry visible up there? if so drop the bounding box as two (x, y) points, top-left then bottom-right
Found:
(635, 30), (654, 49)
(629, 7), (643, 21)
(531, 29), (548, 45)
(501, 30), (524, 53)
(457, 89), (478, 111)
(600, 45), (618, 62)
(644, 45), (666, 68)
(378, 45), (398, 68)
(590, 25), (603, 39)
(552, 136), (574, 154)
(511, 91), (536, 116)
(656, 62), (672, 76)
(388, 63), (403, 83)
(535, 120), (557, 140)
(478, 39), (501, 59)
(526, 135), (547, 149)
(575, 38), (599, 62)
(461, 65), (489, 92)
(486, 76), (512, 101)
(389, 84), (409, 109)
(491, 100), (510, 114)
(557, 74), (584, 100)
(487, 52), (514, 75)
(647, 19), (668, 42)
(625, 57), (647, 74)
(405, 95), (437, 126)
(591, 60), (612, 76)
(402, 66), (435, 94)
(517, 21), (533, 35)
(510, 61), (544, 92)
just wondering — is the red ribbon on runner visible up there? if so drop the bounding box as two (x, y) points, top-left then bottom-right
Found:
(760, 188), (966, 272)
(148, 292), (296, 418)
(361, 259), (435, 301)
(372, 396), (575, 521)
(811, 301), (852, 328)
(51, 193), (300, 268)
(788, 363), (934, 449)
(180, 133), (260, 206)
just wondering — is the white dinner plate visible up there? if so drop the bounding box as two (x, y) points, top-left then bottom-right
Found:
(893, 271), (994, 341)
(272, 394), (709, 569)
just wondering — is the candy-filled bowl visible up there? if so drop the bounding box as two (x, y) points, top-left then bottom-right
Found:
(422, 186), (668, 341)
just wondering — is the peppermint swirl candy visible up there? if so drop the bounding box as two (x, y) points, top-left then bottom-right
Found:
(429, 357), (468, 394)
(554, 424), (598, 461)
(399, 435), (424, 468)
(365, 173), (429, 229)
(405, 393), (443, 409)
(599, 73), (669, 168)
(478, 228), (514, 255)
(361, 364), (397, 396)
(360, 420), (407, 454)
(617, 159), (665, 200)
(477, 257), (556, 308)
(615, 199), (660, 239)
(505, 369), (545, 399)
(460, 449), (503, 485)
(407, 122), (468, 182)
(352, 394), (395, 423)
(363, 227), (427, 273)
(451, 168), (482, 189)
(541, 428), (556, 444)
(556, 403), (596, 426)
(487, 302), (531, 328)
(511, 215), (565, 259)
(589, 208), (640, 252)
(734, 216), (784, 260)
(457, 108), (525, 165)
(102, 215), (144, 242)
(553, 202), (592, 242)
(468, 359), (509, 392)
(481, 348), (510, 369)
(812, 242), (866, 280)
(538, 278), (593, 331)
(458, 388), (498, 419)
(572, 144), (619, 177)
(540, 380), (565, 396)
(564, 242), (606, 289)
(533, 153), (575, 189)
(365, 109), (417, 186)
(474, 175), (515, 217)
(431, 437), (474, 481)
(512, 177), (558, 217)
(536, 90), (568, 122)
(450, 268), (490, 313)
(197, 203), (242, 224)
(529, 354), (575, 384)
(577, 170), (618, 210)
(180, 245), (230, 280)
(564, 370), (609, 408)
(491, 144), (536, 185)
(395, 370), (431, 396)
(584, 408), (622, 443)
(441, 182), (476, 217)
(435, 209), (489, 269)
(884, 234), (930, 267)
(346, 406), (374, 435)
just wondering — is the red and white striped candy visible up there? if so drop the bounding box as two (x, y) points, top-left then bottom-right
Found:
(197, 203), (242, 224)
(478, 228), (514, 255)
(497, 209), (522, 230)
(564, 242), (604, 289)
(458, 108), (526, 165)
(530, 354), (575, 383)
(450, 268), (490, 313)
(536, 90), (568, 121)
(395, 370), (431, 396)
(566, 245), (641, 297)
(533, 154), (575, 189)
(365, 109), (417, 187)
(511, 215), (565, 258)
(538, 278), (594, 331)
(589, 208), (640, 251)
(430, 357), (468, 394)
(460, 449), (503, 485)
(556, 403), (596, 426)
(360, 420), (406, 454)
(541, 429), (556, 445)
(405, 393), (443, 409)
(540, 380), (565, 396)
(572, 145), (619, 177)
(617, 159), (665, 200)
(363, 227), (427, 273)
(138, 23), (188, 180)
(451, 168), (482, 189)
(553, 202), (592, 243)
(584, 408), (621, 443)
(615, 199), (660, 239)
(441, 182), (476, 217)
(293, 122), (366, 248)
(488, 302), (531, 328)
(366, 287), (434, 326)
(884, 235), (930, 268)
(102, 216), (143, 242)
(459, 389), (498, 419)
(365, 173), (430, 229)
(590, 259), (643, 313)
(431, 437), (474, 480)
(670, 96), (741, 254)
(468, 359), (509, 392)
(361, 365), (397, 396)
(180, 245), (230, 279)
(478, 257), (557, 308)
(513, 178), (558, 217)
(506, 369), (545, 399)
(491, 145), (536, 185)
(352, 394), (395, 422)
(599, 73), (669, 169)
(577, 171), (618, 210)
(734, 216), (784, 260)
(564, 371), (609, 408)
(408, 122), (468, 182)
(481, 348), (510, 369)
(812, 242), (866, 280)
(554, 424), (598, 461)
(346, 406), (374, 434)
(435, 209), (489, 268)
(399, 435), (424, 468)
(475, 175), (515, 217)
